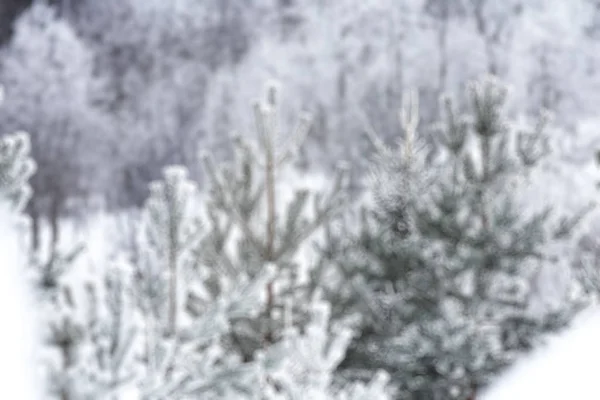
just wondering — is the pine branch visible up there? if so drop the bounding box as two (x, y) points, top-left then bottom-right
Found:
(201, 152), (265, 253)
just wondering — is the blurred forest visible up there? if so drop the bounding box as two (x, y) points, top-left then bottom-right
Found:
(1, 0), (600, 246)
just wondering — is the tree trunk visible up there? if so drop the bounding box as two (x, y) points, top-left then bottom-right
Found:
(264, 119), (276, 344)
(28, 201), (40, 252)
(50, 194), (61, 250)
(168, 244), (178, 338)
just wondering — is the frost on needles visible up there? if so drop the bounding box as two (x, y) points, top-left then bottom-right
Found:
(0, 84), (392, 398)
(315, 76), (587, 399)
(0, 130), (35, 212)
(129, 83), (391, 399)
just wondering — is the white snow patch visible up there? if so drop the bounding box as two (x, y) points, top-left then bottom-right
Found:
(482, 306), (600, 400)
(0, 202), (40, 399)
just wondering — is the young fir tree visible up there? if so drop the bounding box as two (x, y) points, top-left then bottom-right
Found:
(317, 77), (586, 399)
(34, 231), (134, 399)
(0, 130), (35, 212)
(197, 82), (348, 362)
(31, 163), (271, 400)
(82, 263), (140, 397)
(134, 165), (272, 399)
(134, 164), (392, 399)
(0, 85), (391, 399)
(258, 292), (392, 400)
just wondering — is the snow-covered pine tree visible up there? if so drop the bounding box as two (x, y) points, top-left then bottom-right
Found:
(133, 164), (274, 399)
(33, 242), (86, 399)
(82, 263), (141, 398)
(38, 163), (281, 400)
(30, 194), (88, 400)
(43, 278), (93, 399)
(20, 263), (136, 399)
(258, 292), (392, 400)
(317, 76), (586, 399)
(132, 89), (392, 399)
(137, 166), (203, 340)
(197, 82), (348, 362)
(0, 129), (36, 212)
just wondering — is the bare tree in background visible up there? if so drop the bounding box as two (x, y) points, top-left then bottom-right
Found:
(467, 0), (523, 76)
(0, 3), (110, 250)
(0, 0), (31, 45)
(68, 0), (256, 208)
(423, 0), (467, 109)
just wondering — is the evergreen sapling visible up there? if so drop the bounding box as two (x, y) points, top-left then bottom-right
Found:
(317, 77), (586, 399)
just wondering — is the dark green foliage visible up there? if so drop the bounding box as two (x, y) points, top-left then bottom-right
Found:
(316, 76), (586, 399)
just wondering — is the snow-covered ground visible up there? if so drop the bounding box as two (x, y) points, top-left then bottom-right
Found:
(0, 203), (40, 399)
(482, 306), (600, 400)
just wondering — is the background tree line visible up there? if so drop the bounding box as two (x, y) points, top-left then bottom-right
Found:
(1, 0), (600, 254)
